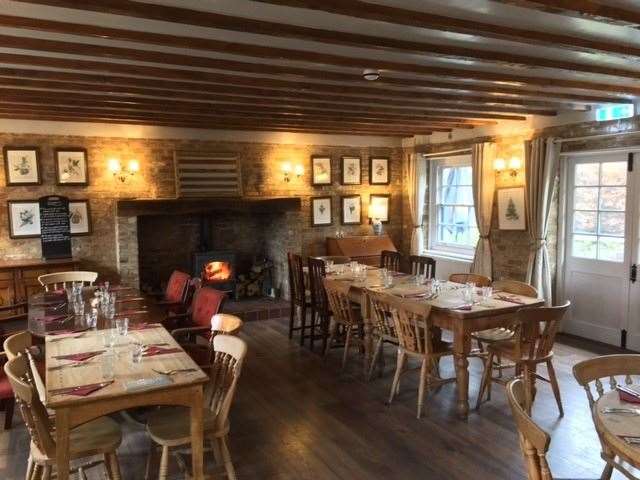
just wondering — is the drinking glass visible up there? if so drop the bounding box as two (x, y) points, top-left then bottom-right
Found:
(116, 317), (129, 337)
(84, 310), (97, 329)
(64, 286), (74, 304)
(461, 285), (474, 304)
(102, 329), (117, 349)
(101, 351), (115, 382)
(383, 269), (394, 288)
(325, 259), (334, 268)
(481, 286), (493, 305)
(349, 261), (358, 272)
(131, 342), (144, 364)
(73, 300), (85, 317)
(432, 279), (441, 294)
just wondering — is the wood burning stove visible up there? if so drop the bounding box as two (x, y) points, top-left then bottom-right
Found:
(193, 251), (236, 294)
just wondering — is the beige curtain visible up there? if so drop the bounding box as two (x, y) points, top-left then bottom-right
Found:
(406, 152), (427, 255)
(471, 142), (496, 277)
(525, 137), (559, 305)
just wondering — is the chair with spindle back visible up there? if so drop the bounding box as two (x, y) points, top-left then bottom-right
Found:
(448, 273), (491, 287)
(409, 255), (436, 279)
(3, 330), (33, 361)
(323, 278), (364, 371)
(380, 250), (402, 272)
(477, 302), (570, 416)
(573, 354), (640, 480)
(38, 271), (98, 291)
(366, 289), (398, 381)
(146, 335), (247, 480)
(308, 256), (331, 353)
(369, 290), (455, 418)
(4, 355), (123, 479)
(287, 252), (311, 345)
(0, 334), (14, 431)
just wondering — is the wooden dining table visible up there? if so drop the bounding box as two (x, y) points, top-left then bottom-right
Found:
(331, 267), (544, 419)
(28, 286), (209, 480)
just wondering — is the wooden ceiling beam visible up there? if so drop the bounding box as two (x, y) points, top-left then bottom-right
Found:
(0, 69), (587, 111)
(0, 88), (528, 120)
(0, 32), (631, 98)
(0, 10), (637, 80)
(253, 0), (640, 58)
(0, 52), (628, 105)
(0, 78), (553, 116)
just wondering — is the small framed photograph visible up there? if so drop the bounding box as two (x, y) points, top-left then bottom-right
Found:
(311, 156), (332, 186)
(369, 194), (390, 223)
(7, 200), (41, 238)
(369, 157), (390, 185)
(341, 156), (361, 185)
(311, 196), (332, 226)
(55, 148), (88, 185)
(497, 187), (526, 230)
(3, 147), (41, 186)
(341, 195), (361, 225)
(69, 200), (92, 235)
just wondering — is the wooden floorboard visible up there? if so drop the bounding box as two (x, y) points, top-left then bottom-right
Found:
(0, 318), (632, 479)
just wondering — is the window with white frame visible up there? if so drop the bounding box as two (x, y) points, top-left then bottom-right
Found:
(428, 155), (478, 256)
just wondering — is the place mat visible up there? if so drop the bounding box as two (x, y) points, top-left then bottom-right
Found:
(50, 380), (114, 397)
(54, 350), (105, 362)
(386, 285), (430, 297)
(128, 323), (162, 331)
(598, 391), (640, 437)
(143, 346), (182, 357)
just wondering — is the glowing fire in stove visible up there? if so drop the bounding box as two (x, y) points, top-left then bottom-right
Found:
(203, 261), (232, 282)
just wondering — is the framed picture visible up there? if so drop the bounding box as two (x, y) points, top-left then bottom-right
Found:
(311, 196), (332, 226)
(369, 194), (390, 223)
(341, 195), (361, 225)
(3, 147), (41, 186)
(55, 148), (88, 185)
(7, 200), (41, 238)
(497, 187), (526, 230)
(69, 200), (92, 235)
(341, 156), (361, 185)
(369, 157), (390, 185)
(311, 156), (331, 186)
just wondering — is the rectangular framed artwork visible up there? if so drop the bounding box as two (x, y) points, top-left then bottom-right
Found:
(369, 157), (390, 185)
(497, 187), (526, 230)
(3, 147), (41, 186)
(7, 200), (41, 238)
(69, 200), (92, 235)
(311, 196), (332, 226)
(55, 148), (88, 185)
(341, 156), (361, 185)
(311, 156), (332, 186)
(341, 195), (362, 225)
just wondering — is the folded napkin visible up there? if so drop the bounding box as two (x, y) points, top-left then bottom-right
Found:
(48, 327), (90, 336)
(35, 314), (69, 324)
(51, 380), (114, 397)
(495, 294), (526, 305)
(128, 323), (161, 331)
(143, 346), (182, 357)
(54, 350), (105, 362)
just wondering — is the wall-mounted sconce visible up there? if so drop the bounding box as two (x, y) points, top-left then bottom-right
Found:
(282, 162), (304, 182)
(494, 156), (522, 177)
(109, 158), (139, 183)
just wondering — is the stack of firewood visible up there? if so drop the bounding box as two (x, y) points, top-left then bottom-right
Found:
(235, 258), (273, 299)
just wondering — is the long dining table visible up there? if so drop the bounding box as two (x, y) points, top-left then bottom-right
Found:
(28, 285), (209, 480)
(329, 267), (544, 419)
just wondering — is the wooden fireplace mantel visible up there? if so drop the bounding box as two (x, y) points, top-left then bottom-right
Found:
(117, 196), (302, 216)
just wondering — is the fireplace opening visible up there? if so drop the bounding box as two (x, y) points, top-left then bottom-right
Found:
(193, 251), (236, 294)
(203, 261), (232, 282)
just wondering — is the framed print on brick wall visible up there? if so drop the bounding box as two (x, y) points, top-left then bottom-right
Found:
(341, 156), (361, 185)
(311, 196), (332, 226)
(311, 156), (331, 186)
(3, 146), (41, 186)
(7, 200), (41, 238)
(55, 148), (88, 185)
(369, 157), (390, 185)
(69, 200), (92, 236)
(497, 187), (526, 230)
(341, 195), (361, 225)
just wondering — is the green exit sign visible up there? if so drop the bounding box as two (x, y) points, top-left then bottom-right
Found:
(596, 104), (635, 121)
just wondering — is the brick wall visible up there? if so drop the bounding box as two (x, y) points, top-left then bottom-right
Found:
(0, 133), (404, 292)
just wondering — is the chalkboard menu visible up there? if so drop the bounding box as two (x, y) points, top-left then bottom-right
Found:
(39, 195), (72, 259)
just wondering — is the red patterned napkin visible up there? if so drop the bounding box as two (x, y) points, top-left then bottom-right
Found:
(143, 346), (182, 357)
(48, 327), (90, 336)
(128, 323), (161, 331)
(36, 314), (69, 324)
(51, 381), (114, 397)
(495, 294), (526, 305)
(620, 391), (640, 404)
(54, 350), (105, 362)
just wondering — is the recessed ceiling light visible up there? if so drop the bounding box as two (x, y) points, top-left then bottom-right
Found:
(362, 69), (380, 81)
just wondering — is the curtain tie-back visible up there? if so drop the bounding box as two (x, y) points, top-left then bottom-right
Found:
(531, 238), (547, 250)
(413, 225), (423, 229)
(479, 234), (490, 239)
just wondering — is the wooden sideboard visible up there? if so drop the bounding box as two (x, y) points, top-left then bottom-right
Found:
(0, 258), (80, 306)
(326, 235), (397, 267)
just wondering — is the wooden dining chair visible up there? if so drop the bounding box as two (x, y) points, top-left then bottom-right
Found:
(3, 330), (34, 361)
(323, 278), (364, 371)
(145, 335), (248, 480)
(493, 279), (539, 298)
(287, 252), (311, 345)
(308, 256), (331, 353)
(448, 273), (491, 286)
(366, 289), (398, 381)
(4, 355), (123, 479)
(409, 255), (436, 279)
(369, 290), (455, 418)
(380, 250), (402, 272)
(573, 354), (640, 480)
(171, 286), (227, 349)
(37, 271), (98, 291)
(0, 337), (14, 431)
(476, 302), (570, 416)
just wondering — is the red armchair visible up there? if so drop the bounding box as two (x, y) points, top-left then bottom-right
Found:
(153, 270), (191, 309)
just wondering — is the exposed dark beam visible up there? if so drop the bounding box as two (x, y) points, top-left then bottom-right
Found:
(253, 0), (640, 59)
(0, 88), (528, 120)
(0, 52), (629, 105)
(0, 32), (630, 98)
(0, 10), (638, 81)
